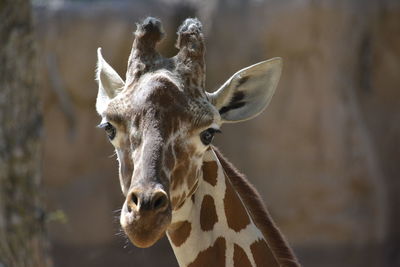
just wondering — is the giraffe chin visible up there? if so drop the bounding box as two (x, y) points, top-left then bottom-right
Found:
(122, 211), (172, 248)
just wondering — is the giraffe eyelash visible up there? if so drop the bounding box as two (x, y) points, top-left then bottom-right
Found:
(97, 122), (117, 140)
(97, 122), (109, 129)
(205, 128), (222, 135)
(212, 129), (222, 134)
(200, 128), (221, 146)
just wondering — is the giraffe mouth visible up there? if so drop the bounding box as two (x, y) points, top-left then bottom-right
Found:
(121, 204), (172, 248)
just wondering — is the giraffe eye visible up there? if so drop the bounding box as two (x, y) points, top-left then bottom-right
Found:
(98, 122), (116, 140)
(200, 128), (221, 146)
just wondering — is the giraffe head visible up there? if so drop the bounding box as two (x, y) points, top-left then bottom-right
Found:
(95, 17), (282, 248)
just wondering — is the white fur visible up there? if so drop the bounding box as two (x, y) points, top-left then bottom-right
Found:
(96, 47), (125, 115)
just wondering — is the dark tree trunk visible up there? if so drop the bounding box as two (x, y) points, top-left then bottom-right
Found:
(0, 0), (50, 266)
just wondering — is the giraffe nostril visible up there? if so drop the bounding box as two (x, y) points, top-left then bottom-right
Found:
(127, 189), (168, 212)
(126, 191), (139, 213)
(132, 193), (139, 206)
(153, 197), (163, 209)
(152, 192), (168, 211)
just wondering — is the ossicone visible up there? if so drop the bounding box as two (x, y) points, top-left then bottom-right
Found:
(126, 17), (165, 83)
(134, 17), (165, 49)
(176, 18), (204, 57)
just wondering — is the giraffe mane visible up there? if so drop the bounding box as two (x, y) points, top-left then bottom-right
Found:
(212, 146), (300, 266)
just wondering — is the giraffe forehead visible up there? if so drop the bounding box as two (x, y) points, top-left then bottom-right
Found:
(133, 74), (213, 118)
(107, 74), (218, 133)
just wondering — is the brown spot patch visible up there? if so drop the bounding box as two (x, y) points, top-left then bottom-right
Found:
(224, 178), (250, 232)
(233, 244), (252, 267)
(202, 161), (218, 186)
(167, 221), (192, 247)
(250, 239), (279, 267)
(200, 195), (218, 231)
(188, 237), (226, 267)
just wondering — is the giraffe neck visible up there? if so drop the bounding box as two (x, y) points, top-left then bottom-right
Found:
(166, 148), (279, 267)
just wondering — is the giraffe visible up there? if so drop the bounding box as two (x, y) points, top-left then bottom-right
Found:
(95, 17), (300, 267)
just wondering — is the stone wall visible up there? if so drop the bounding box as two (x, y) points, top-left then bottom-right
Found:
(34, 0), (400, 266)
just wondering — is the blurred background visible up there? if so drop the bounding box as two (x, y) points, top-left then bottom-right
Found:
(1, 0), (399, 266)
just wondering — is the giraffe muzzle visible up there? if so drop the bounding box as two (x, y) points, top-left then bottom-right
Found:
(127, 189), (169, 212)
(120, 188), (172, 248)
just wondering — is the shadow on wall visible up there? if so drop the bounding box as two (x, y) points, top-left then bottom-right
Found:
(34, 0), (400, 266)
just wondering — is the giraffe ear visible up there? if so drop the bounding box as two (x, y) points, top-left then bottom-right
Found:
(96, 47), (125, 114)
(208, 58), (282, 123)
